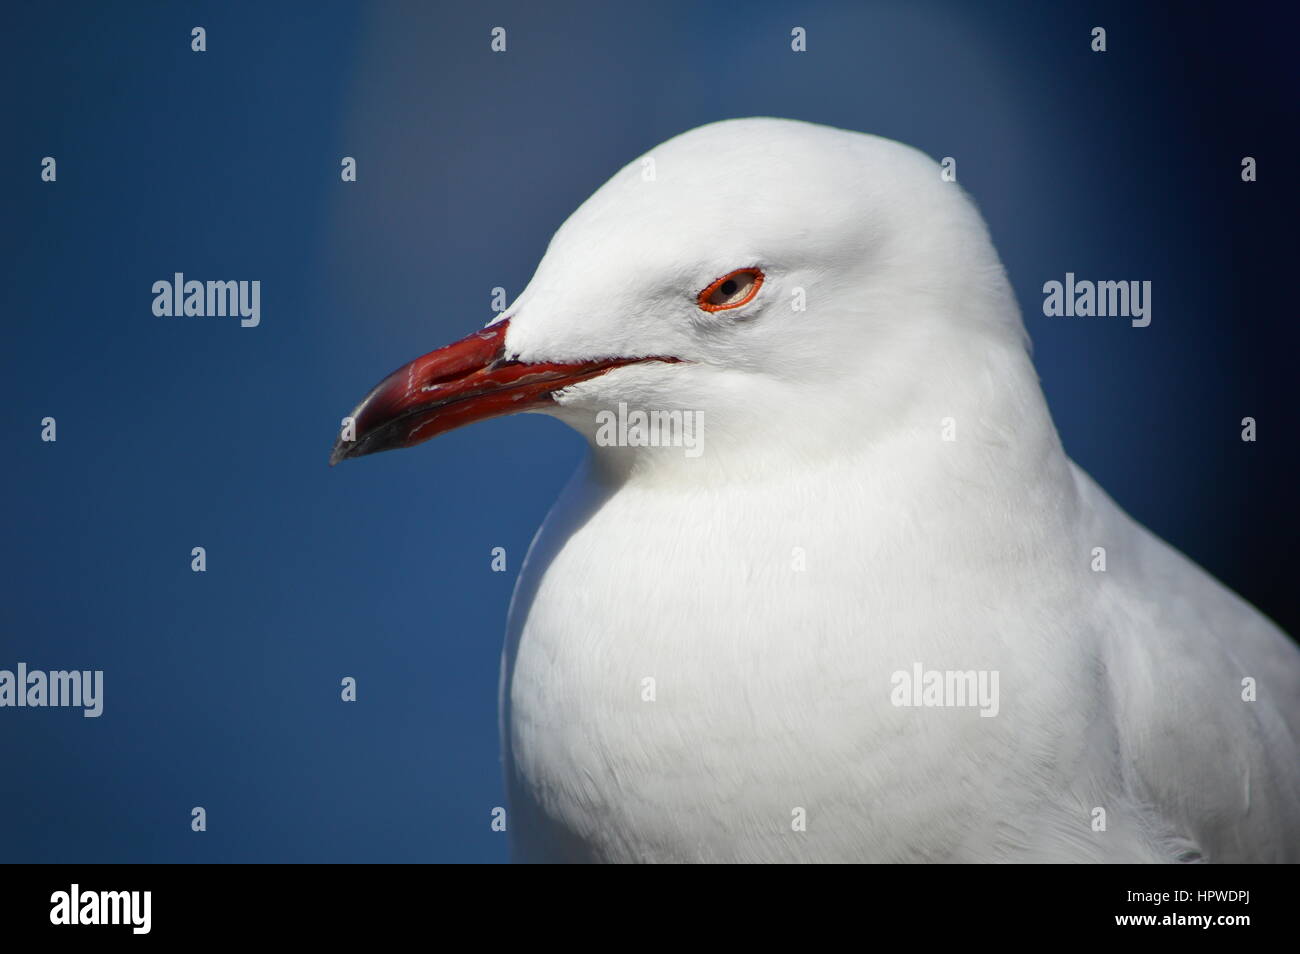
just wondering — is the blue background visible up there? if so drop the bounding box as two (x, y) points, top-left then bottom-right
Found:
(3, 1), (1295, 862)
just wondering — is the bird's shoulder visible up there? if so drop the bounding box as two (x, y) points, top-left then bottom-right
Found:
(1069, 461), (1300, 860)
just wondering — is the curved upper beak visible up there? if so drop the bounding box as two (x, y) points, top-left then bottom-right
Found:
(329, 319), (666, 465)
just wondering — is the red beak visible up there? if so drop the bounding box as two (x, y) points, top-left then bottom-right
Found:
(329, 319), (667, 465)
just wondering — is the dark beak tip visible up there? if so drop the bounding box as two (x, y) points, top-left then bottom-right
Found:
(328, 436), (355, 467)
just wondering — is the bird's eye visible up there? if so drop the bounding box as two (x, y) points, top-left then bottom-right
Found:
(697, 268), (764, 312)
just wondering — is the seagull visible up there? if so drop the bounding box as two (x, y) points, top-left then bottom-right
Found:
(331, 118), (1300, 863)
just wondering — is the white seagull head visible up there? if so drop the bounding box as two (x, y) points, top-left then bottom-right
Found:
(331, 118), (1029, 477)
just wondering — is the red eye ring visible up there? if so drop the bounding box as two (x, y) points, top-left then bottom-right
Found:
(697, 268), (764, 312)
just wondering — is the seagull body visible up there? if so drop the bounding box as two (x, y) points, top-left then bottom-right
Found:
(334, 119), (1300, 863)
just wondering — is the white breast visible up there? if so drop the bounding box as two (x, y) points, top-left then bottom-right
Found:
(497, 446), (1235, 863)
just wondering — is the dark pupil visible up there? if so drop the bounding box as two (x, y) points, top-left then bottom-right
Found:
(720, 279), (738, 297)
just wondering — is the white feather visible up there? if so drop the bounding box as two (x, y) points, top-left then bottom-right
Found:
(493, 118), (1300, 862)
